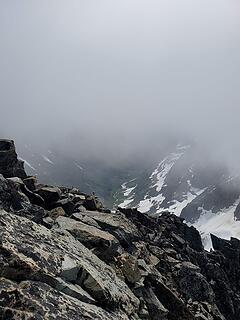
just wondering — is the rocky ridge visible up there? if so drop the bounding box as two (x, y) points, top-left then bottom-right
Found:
(0, 140), (240, 319)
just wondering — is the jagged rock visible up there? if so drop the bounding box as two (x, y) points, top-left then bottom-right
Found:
(2, 141), (240, 320)
(36, 186), (61, 205)
(15, 202), (46, 223)
(0, 174), (31, 211)
(72, 212), (101, 228)
(23, 176), (37, 191)
(0, 210), (139, 315)
(83, 195), (103, 211)
(48, 206), (65, 220)
(70, 187), (85, 195)
(78, 204), (87, 212)
(174, 261), (215, 302)
(53, 277), (97, 304)
(42, 216), (54, 228)
(7, 177), (45, 207)
(53, 197), (76, 214)
(0, 278), (129, 320)
(53, 216), (122, 260)
(122, 255), (142, 284)
(74, 210), (141, 248)
(149, 277), (195, 320)
(0, 139), (27, 179)
(135, 285), (169, 320)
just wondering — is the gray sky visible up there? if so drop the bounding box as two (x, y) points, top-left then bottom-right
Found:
(0, 0), (240, 166)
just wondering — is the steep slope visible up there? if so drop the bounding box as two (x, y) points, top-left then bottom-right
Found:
(115, 144), (240, 246)
(1, 139), (240, 319)
(16, 140), (240, 247)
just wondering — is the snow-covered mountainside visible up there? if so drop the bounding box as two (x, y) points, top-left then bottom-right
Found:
(17, 142), (240, 247)
(115, 144), (240, 247)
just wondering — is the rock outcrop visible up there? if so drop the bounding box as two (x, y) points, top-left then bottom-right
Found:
(0, 139), (26, 179)
(0, 139), (240, 319)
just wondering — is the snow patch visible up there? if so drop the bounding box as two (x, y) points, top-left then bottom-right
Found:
(118, 180), (137, 208)
(19, 157), (36, 171)
(168, 181), (206, 217)
(74, 162), (84, 171)
(42, 155), (54, 165)
(119, 198), (134, 208)
(193, 198), (240, 251)
(138, 147), (187, 213)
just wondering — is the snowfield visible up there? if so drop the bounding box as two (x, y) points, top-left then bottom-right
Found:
(193, 198), (240, 250)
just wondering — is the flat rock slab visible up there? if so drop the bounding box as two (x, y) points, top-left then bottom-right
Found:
(74, 211), (140, 237)
(54, 216), (119, 246)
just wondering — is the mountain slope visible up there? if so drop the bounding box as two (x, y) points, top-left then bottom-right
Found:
(115, 144), (240, 247)
(1, 139), (240, 319)
(17, 141), (240, 248)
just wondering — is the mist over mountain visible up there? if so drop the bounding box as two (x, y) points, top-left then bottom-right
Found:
(0, 0), (240, 171)
(1, 1), (240, 319)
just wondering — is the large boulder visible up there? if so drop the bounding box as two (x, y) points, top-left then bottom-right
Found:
(53, 216), (122, 261)
(73, 210), (140, 249)
(0, 174), (30, 211)
(36, 186), (61, 206)
(0, 139), (27, 179)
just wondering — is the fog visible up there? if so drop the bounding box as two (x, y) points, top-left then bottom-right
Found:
(0, 0), (240, 168)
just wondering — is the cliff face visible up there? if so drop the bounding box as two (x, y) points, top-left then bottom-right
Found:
(0, 139), (26, 179)
(0, 140), (240, 320)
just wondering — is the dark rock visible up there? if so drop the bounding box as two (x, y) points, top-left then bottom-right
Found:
(53, 197), (76, 215)
(174, 261), (214, 302)
(1, 140), (240, 320)
(0, 139), (27, 179)
(16, 202), (46, 223)
(36, 186), (61, 205)
(0, 175), (30, 211)
(135, 285), (169, 320)
(234, 202), (240, 220)
(83, 195), (103, 211)
(0, 278), (128, 320)
(23, 176), (37, 191)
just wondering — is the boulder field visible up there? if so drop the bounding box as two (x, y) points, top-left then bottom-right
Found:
(0, 140), (240, 319)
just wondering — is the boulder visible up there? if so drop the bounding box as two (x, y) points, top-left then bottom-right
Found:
(48, 207), (65, 220)
(135, 285), (169, 320)
(72, 212), (101, 228)
(122, 255), (142, 284)
(53, 216), (122, 260)
(0, 175), (31, 211)
(83, 195), (103, 211)
(23, 176), (37, 191)
(53, 198), (76, 215)
(6, 176), (44, 207)
(73, 211), (140, 248)
(15, 202), (46, 223)
(174, 261), (214, 302)
(36, 186), (61, 205)
(0, 139), (27, 179)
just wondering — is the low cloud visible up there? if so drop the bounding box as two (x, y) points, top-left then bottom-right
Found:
(0, 0), (240, 169)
